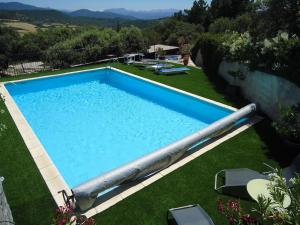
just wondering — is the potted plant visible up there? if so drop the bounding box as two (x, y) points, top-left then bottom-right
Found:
(157, 47), (166, 60)
(272, 103), (300, 149)
(180, 43), (191, 66)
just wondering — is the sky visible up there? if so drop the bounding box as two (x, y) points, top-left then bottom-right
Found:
(0, 0), (211, 11)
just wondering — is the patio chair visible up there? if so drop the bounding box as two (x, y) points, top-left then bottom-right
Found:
(156, 67), (190, 75)
(215, 154), (300, 198)
(167, 204), (215, 225)
(214, 168), (269, 199)
(147, 64), (174, 70)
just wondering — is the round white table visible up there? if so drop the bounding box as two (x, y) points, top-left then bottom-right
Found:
(247, 179), (291, 208)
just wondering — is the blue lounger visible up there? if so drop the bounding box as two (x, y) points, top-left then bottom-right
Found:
(157, 67), (190, 75)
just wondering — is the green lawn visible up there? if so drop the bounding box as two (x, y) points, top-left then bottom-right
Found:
(0, 63), (294, 225)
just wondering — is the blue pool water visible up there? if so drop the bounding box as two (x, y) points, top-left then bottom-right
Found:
(5, 68), (233, 188)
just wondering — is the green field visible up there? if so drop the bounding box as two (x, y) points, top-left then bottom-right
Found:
(0, 63), (295, 225)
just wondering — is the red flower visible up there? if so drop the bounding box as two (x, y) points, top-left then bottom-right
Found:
(58, 218), (67, 225)
(241, 214), (257, 224)
(227, 200), (240, 212)
(216, 199), (225, 214)
(227, 215), (237, 225)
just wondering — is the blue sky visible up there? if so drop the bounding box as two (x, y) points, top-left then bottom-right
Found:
(1, 0), (211, 11)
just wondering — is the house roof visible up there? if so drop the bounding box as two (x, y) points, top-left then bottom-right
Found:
(148, 44), (179, 53)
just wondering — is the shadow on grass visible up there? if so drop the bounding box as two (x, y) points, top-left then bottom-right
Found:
(203, 67), (299, 168)
(253, 119), (299, 167)
(203, 68), (249, 108)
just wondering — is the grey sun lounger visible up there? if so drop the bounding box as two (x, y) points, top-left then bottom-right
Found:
(167, 204), (215, 225)
(157, 67), (190, 75)
(215, 154), (300, 198)
(146, 64), (174, 70)
(215, 168), (268, 199)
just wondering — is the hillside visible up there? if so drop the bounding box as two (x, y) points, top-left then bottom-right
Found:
(69, 9), (136, 20)
(0, 9), (160, 29)
(0, 2), (45, 10)
(0, 2), (169, 29)
(105, 8), (179, 20)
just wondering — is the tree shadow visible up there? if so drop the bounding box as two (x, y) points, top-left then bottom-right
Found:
(253, 118), (299, 167)
(203, 67), (299, 167)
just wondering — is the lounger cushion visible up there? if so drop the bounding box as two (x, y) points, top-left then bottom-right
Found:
(168, 205), (214, 225)
(224, 168), (267, 186)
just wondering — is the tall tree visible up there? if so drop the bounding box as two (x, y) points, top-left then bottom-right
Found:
(0, 26), (19, 70)
(210, 0), (252, 19)
(184, 0), (211, 28)
(263, 0), (300, 36)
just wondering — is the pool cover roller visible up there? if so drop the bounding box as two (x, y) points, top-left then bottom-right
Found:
(72, 103), (256, 211)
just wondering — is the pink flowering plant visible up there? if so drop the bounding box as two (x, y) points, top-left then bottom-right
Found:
(217, 199), (258, 225)
(52, 204), (96, 225)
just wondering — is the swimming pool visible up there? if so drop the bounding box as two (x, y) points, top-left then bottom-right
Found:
(4, 67), (236, 189)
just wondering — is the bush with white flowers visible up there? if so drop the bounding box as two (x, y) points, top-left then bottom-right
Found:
(222, 31), (300, 86)
(258, 32), (299, 73)
(222, 31), (253, 63)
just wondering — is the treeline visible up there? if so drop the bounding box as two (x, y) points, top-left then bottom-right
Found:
(0, 16), (202, 70)
(1, 0), (299, 75)
(0, 25), (149, 69)
(175, 0), (300, 38)
(186, 0), (300, 85)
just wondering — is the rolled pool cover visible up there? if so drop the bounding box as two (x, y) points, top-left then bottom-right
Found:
(72, 103), (256, 211)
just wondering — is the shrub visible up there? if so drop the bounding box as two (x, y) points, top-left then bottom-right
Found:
(233, 13), (253, 33)
(222, 31), (254, 63)
(119, 26), (146, 53)
(217, 170), (300, 225)
(255, 32), (300, 84)
(217, 199), (258, 224)
(221, 31), (300, 86)
(208, 17), (233, 33)
(272, 103), (300, 143)
(52, 204), (95, 225)
(45, 28), (123, 68)
(191, 33), (226, 75)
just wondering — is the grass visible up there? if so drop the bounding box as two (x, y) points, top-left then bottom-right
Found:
(0, 62), (295, 225)
(3, 21), (37, 34)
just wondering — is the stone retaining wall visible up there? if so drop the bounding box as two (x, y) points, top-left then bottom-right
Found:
(0, 177), (14, 225)
(218, 61), (300, 119)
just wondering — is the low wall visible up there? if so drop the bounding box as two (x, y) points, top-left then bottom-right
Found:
(0, 177), (14, 225)
(218, 61), (300, 119)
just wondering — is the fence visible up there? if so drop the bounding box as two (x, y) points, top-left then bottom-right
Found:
(0, 177), (14, 225)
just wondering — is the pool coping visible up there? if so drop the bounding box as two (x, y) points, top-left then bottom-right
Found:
(0, 66), (259, 218)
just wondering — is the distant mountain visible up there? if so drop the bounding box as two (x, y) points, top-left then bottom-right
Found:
(104, 8), (179, 20)
(69, 9), (137, 20)
(0, 2), (45, 10)
(0, 9), (159, 29)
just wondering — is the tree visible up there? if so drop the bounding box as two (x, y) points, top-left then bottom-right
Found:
(0, 26), (19, 70)
(184, 0), (211, 29)
(210, 0), (253, 19)
(119, 26), (146, 53)
(263, 0), (300, 36)
(154, 19), (203, 46)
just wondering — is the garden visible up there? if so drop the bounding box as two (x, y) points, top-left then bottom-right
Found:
(1, 0), (300, 225)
